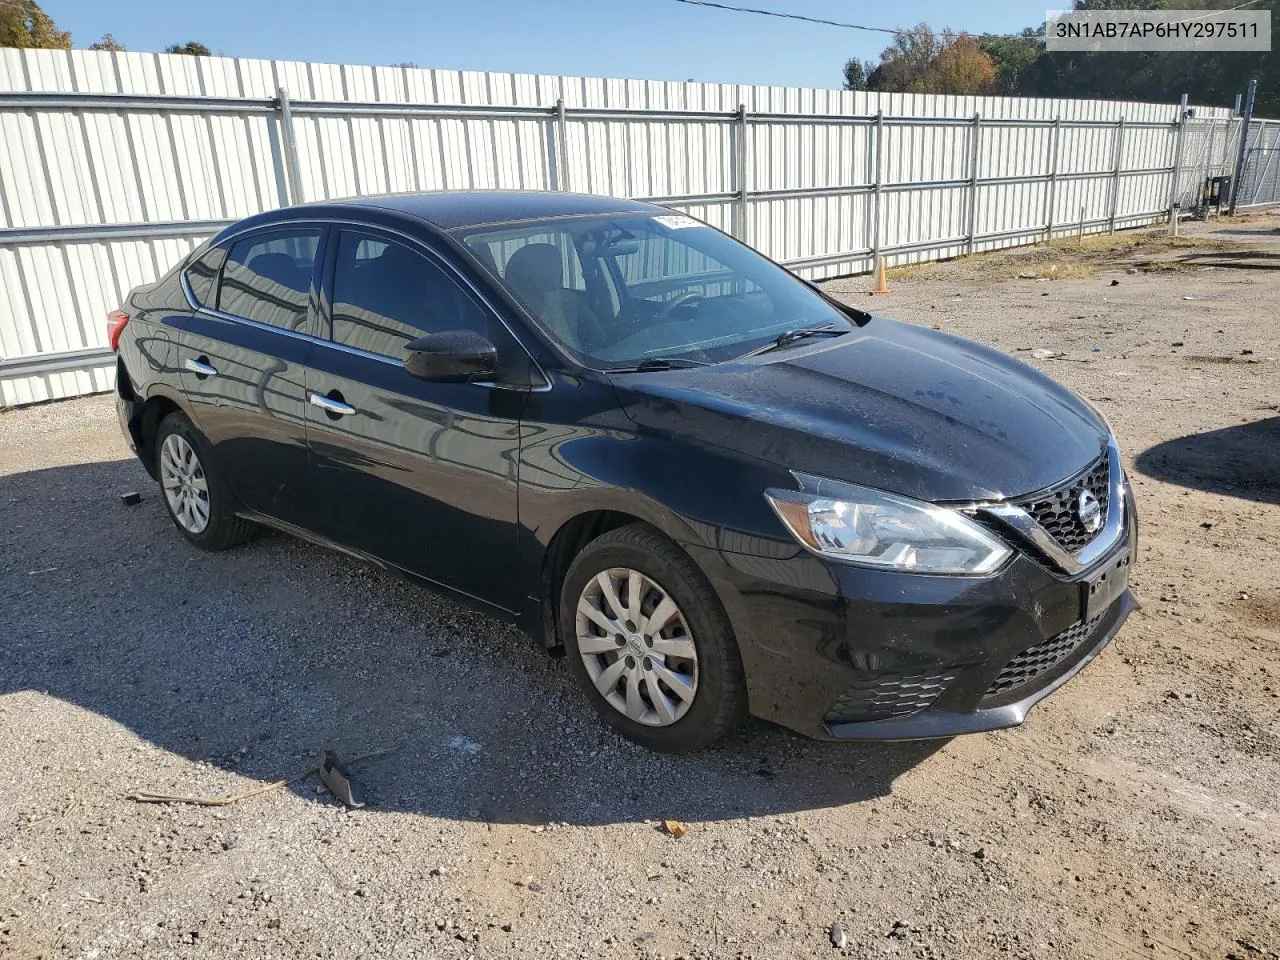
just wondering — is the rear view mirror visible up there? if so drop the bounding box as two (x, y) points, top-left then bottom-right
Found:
(403, 330), (497, 383)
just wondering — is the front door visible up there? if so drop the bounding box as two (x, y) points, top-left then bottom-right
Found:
(303, 229), (530, 610)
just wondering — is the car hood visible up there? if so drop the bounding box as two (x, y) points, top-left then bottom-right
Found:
(610, 318), (1109, 503)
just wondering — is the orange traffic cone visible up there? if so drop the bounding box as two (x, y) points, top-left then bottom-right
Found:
(871, 255), (890, 294)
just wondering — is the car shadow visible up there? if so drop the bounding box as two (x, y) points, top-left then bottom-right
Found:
(1, 458), (943, 827)
(1204, 226), (1280, 238)
(1176, 250), (1280, 271)
(1134, 417), (1280, 506)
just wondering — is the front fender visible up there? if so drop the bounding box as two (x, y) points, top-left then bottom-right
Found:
(514, 374), (803, 674)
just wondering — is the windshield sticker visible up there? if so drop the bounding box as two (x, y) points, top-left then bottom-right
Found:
(652, 214), (702, 230)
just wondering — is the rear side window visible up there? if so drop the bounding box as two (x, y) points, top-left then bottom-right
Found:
(184, 243), (227, 307)
(330, 232), (489, 359)
(218, 230), (321, 331)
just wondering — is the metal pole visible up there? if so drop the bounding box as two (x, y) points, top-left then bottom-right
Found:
(1168, 95), (1188, 235)
(872, 109), (884, 262)
(1206, 118), (1218, 190)
(1045, 116), (1061, 240)
(735, 103), (749, 242)
(1229, 78), (1258, 214)
(966, 112), (982, 255)
(276, 87), (305, 205)
(545, 101), (561, 191)
(1108, 116), (1125, 234)
(1078, 204), (1086, 240)
(555, 98), (569, 192)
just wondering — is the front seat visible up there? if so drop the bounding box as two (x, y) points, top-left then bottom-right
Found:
(503, 242), (608, 352)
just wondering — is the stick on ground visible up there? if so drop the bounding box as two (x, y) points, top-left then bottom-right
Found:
(126, 748), (393, 807)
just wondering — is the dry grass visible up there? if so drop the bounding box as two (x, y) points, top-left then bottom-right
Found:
(930, 229), (1235, 282)
(886, 261), (937, 281)
(1023, 261), (1096, 280)
(851, 222), (1247, 291)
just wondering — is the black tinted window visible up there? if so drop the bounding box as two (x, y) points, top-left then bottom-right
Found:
(184, 243), (227, 307)
(460, 213), (851, 368)
(218, 230), (320, 331)
(331, 233), (487, 359)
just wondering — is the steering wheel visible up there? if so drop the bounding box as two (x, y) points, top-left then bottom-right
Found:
(655, 291), (704, 320)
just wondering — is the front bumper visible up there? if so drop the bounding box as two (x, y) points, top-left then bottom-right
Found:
(695, 487), (1138, 742)
(824, 587), (1133, 740)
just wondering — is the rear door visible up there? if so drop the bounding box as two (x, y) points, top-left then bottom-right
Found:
(175, 225), (325, 524)
(303, 228), (531, 610)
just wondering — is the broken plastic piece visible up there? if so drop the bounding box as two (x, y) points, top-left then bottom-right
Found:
(317, 750), (364, 808)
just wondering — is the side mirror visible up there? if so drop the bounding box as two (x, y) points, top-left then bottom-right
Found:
(403, 330), (497, 383)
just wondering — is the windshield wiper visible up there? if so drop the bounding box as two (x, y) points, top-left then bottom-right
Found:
(737, 323), (847, 360)
(617, 356), (711, 372)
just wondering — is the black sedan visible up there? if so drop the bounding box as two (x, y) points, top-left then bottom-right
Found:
(111, 190), (1136, 753)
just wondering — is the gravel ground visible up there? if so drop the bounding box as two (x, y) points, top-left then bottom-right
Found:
(2, 212), (1278, 960)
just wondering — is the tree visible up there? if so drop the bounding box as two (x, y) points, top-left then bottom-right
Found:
(842, 58), (871, 91)
(844, 0), (1279, 116)
(856, 25), (998, 96)
(164, 41), (211, 56)
(0, 0), (71, 49)
(978, 29), (1043, 95)
(869, 23), (943, 92)
(89, 33), (126, 52)
(1019, 0), (1279, 116)
(930, 35), (997, 94)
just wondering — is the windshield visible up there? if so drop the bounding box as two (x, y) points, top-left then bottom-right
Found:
(456, 212), (856, 369)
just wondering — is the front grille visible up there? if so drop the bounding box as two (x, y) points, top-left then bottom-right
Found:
(826, 669), (955, 724)
(985, 616), (1101, 699)
(1016, 457), (1110, 554)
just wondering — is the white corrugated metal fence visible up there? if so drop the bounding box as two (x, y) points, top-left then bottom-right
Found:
(0, 48), (1246, 405)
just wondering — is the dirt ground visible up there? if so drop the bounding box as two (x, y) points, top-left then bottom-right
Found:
(2, 212), (1278, 960)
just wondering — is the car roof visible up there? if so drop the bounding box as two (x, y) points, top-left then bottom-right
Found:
(324, 190), (663, 231)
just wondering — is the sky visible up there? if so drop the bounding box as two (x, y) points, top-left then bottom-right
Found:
(44, 0), (1051, 90)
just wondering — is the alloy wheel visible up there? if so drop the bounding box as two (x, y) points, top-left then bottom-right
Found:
(575, 567), (699, 727)
(159, 433), (211, 534)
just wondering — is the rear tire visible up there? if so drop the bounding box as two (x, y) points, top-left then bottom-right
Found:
(155, 411), (256, 551)
(560, 523), (747, 753)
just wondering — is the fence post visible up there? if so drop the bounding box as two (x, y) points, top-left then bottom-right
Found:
(1108, 116), (1125, 234)
(545, 100), (562, 191)
(965, 112), (982, 255)
(1168, 95), (1188, 235)
(1205, 118), (1218, 191)
(1229, 78), (1258, 214)
(1045, 116), (1061, 241)
(275, 87), (305, 205)
(554, 98), (569, 192)
(735, 103), (749, 242)
(872, 109), (884, 264)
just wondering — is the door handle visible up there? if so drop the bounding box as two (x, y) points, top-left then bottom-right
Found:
(184, 357), (217, 377)
(309, 392), (357, 417)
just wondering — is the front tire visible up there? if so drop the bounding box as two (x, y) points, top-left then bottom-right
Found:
(560, 524), (747, 753)
(155, 411), (256, 551)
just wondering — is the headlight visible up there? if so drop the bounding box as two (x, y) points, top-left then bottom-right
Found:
(765, 481), (1011, 575)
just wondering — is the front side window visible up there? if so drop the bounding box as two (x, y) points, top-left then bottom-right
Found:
(218, 230), (320, 331)
(458, 213), (854, 368)
(184, 242), (227, 307)
(330, 232), (488, 360)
